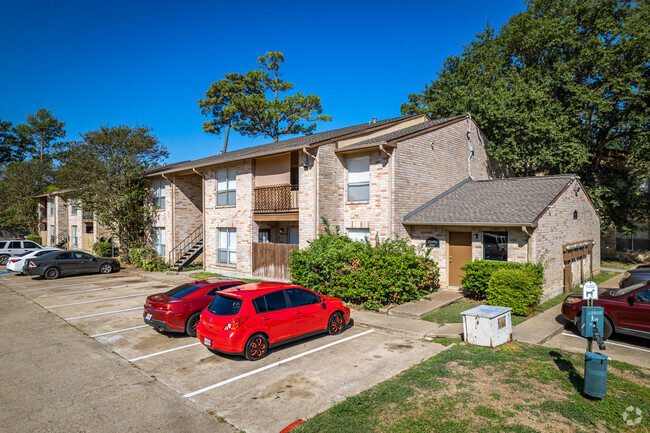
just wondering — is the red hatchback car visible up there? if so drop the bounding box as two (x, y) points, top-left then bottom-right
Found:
(196, 282), (351, 360)
(144, 278), (244, 337)
(562, 280), (650, 340)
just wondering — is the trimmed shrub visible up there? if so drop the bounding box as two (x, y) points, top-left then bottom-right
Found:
(93, 241), (114, 258)
(461, 260), (543, 300)
(26, 233), (42, 245)
(126, 247), (167, 272)
(288, 220), (440, 310)
(486, 268), (542, 316)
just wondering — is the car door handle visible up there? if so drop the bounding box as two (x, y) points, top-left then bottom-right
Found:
(295, 311), (302, 314)
(261, 317), (270, 321)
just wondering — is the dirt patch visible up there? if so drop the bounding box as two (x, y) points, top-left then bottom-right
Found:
(384, 342), (415, 352)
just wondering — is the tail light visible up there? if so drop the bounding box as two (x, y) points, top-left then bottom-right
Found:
(10, 260), (20, 263)
(28, 261), (37, 268)
(224, 316), (249, 331)
(153, 304), (170, 311)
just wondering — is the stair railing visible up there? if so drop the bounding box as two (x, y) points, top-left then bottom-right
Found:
(168, 225), (203, 266)
(54, 231), (68, 249)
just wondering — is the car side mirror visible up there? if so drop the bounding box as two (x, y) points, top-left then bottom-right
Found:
(627, 294), (636, 306)
(92, 257), (98, 262)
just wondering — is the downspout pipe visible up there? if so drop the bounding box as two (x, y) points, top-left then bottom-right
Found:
(466, 112), (474, 180)
(303, 147), (319, 241)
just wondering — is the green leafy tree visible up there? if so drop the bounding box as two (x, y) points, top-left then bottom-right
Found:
(199, 51), (332, 145)
(0, 159), (55, 231)
(57, 125), (168, 254)
(402, 0), (649, 231)
(0, 119), (36, 164)
(24, 109), (67, 161)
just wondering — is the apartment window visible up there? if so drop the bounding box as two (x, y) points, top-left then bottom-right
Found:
(288, 227), (299, 245)
(347, 228), (369, 242)
(71, 225), (78, 247)
(218, 228), (237, 265)
(347, 156), (370, 202)
(153, 227), (166, 257)
(50, 225), (55, 244)
(71, 200), (78, 215)
(217, 168), (236, 206)
(49, 199), (54, 216)
(152, 180), (166, 209)
(483, 231), (508, 261)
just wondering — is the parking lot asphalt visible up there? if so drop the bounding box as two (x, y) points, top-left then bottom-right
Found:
(545, 324), (650, 369)
(0, 271), (449, 433)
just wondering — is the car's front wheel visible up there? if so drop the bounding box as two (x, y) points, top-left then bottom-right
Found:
(45, 267), (60, 280)
(185, 312), (201, 338)
(99, 263), (113, 274)
(328, 312), (345, 335)
(245, 333), (268, 361)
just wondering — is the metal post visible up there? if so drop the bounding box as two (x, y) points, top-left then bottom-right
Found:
(587, 298), (593, 353)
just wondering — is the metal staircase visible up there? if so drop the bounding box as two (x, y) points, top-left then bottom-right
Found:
(168, 225), (203, 271)
(54, 231), (68, 249)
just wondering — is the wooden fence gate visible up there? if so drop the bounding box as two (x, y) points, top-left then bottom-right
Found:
(252, 242), (298, 280)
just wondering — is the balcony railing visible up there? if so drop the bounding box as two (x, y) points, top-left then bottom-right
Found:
(253, 184), (299, 213)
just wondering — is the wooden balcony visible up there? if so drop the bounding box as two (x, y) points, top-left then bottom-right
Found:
(253, 184), (298, 220)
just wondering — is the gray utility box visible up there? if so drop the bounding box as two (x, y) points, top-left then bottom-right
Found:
(461, 305), (512, 348)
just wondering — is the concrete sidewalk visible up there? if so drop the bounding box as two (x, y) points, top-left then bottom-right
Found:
(512, 304), (568, 345)
(352, 310), (441, 340)
(388, 290), (463, 319)
(0, 278), (236, 433)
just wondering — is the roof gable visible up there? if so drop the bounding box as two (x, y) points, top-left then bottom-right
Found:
(403, 175), (578, 226)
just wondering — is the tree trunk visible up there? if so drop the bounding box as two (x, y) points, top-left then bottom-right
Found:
(222, 121), (231, 154)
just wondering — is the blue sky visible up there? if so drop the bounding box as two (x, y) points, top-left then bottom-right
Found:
(1, 0), (525, 163)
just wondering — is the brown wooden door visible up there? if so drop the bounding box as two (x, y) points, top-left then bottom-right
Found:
(449, 231), (472, 287)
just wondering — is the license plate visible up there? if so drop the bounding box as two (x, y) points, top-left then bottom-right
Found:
(203, 338), (211, 346)
(145, 313), (152, 321)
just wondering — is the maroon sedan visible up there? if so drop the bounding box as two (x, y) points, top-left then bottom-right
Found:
(144, 278), (244, 337)
(562, 280), (650, 340)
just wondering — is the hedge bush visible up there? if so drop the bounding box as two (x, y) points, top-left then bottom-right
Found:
(288, 220), (440, 310)
(486, 268), (542, 316)
(26, 233), (42, 245)
(125, 247), (167, 272)
(93, 241), (114, 258)
(461, 260), (543, 300)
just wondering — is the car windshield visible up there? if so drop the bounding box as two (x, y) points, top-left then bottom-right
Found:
(609, 280), (650, 297)
(166, 284), (202, 299)
(208, 295), (243, 316)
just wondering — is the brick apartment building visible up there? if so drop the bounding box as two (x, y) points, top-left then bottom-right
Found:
(35, 191), (106, 252)
(146, 113), (601, 299)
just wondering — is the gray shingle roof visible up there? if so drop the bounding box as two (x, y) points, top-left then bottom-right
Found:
(343, 114), (467, 150)
(145, 114), (425, 176)
(403, 175), (576, 226)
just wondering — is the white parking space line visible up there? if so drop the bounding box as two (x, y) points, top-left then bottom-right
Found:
(44, 292), (159, 308)
(36, 282), (161, 298)
(91, 325), (149, 337)
(129, 342), (202, 362)
(183, 329), (375, 399)
(560, 332), (650, 354)
(65, 307), (142, 320)
(18, 277), (136, 292)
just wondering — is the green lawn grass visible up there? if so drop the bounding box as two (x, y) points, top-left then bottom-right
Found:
(188, 272), (263, 283)
(423, 272), (617, 326)
(295, 343), (650, 433)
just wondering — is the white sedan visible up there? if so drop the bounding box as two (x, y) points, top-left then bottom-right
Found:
(6, 248), (62, 274)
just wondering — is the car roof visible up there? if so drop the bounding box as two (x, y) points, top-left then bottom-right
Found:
(220, 282), (300, 298)
(194, 278), (244, 287)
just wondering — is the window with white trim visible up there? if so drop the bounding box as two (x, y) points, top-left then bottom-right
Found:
(347, 228), (369, 242)
(50, 225), (55, 244)
(347, 155), (370, 202)
(217, 168), (236, 206)
(152, 180), (166, 209)
(71, 225), (78, 246)
(218, 228), (237, 265)
(49, 199), (54, 216)
(71, 199), (78, 215)
(153, 227), (166, 257)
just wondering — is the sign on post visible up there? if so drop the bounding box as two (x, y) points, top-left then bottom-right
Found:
(581, 306), (604, 338)
(582, 281), (599, 300)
